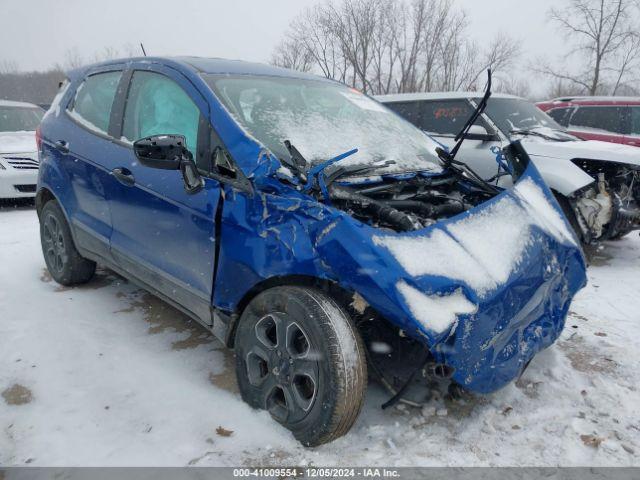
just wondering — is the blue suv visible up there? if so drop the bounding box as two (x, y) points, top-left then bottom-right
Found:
(37, 57), (586, 446)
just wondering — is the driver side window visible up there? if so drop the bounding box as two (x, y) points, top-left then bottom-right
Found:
(122, 71), (201, 154)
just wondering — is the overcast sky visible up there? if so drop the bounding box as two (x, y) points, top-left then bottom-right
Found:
(0, 0), (561, 93)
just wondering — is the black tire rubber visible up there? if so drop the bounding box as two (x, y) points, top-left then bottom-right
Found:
(234, 286), (367, 447)
(40, 200), (96, 286)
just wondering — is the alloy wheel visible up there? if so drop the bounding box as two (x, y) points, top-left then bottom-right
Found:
(42, 213), (67, 274)
(245, 313), (319, 424)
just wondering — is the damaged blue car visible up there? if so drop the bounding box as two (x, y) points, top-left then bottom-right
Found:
(36, 57), (587, 446)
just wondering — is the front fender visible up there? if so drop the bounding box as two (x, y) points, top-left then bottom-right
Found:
(529, 154), (595, 196)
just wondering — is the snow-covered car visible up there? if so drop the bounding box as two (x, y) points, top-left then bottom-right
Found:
(37, 57), (586, 446)
(378, 92), (640, 244)
(0, 100), (44, 199)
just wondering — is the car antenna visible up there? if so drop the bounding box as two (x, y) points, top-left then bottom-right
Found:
(140, 43), (147, 57)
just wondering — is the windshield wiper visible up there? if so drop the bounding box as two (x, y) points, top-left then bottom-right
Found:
(324, 160), (396, 187)
(281, 140), (309, 181)
(448, 69), (492, 161)
(509, 128), (573, 142)
(435, 70), (500, 195)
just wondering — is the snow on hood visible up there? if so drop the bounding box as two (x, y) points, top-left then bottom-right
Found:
(373, 178), (577, 335)
(397, 282), (477, 334)
(0, 131), (37, 154)
(521, 137), (640, 167)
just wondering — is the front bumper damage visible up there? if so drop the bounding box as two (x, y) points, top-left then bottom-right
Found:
(318, 163), (587, 394)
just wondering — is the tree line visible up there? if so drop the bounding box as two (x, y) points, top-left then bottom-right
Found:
(1, 0), (638, 105)
(271, 0), (640, 97)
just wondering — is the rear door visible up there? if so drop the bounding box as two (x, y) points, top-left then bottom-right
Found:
(106, 64), (221, 324)
(58, 67), (125, 259)
(567, 105), (630, 144)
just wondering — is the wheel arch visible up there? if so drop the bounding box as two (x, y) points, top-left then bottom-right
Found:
(225, 275), (376, 348)
(35, 186), (57, 218)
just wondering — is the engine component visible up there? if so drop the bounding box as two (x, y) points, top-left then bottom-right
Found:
(328, 174), (485, 232)
(574, 173), (613, 240)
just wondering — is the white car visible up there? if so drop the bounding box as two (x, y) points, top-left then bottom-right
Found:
(0, 100), (44, 199)
(377, 92), (640, 243)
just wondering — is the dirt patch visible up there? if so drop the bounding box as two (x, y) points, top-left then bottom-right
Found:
(569, 311), (590, 323)
(2, 384), (33, 405)
(584, 245), (614, 267)
(208, 348), (239, 394)
(40, 269), (52, 283)
(515, 378), (544, 399)
(560, 336), (618, 375)
(117, 291), (216, 351)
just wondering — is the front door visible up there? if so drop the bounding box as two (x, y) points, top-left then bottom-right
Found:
(107, 67), (220, 324)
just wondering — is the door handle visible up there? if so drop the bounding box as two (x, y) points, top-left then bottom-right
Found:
(54, 140), (69, 154)
(112, 167), (135, 186)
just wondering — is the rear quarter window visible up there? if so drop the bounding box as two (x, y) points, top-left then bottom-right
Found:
(68, 71), (122, 135)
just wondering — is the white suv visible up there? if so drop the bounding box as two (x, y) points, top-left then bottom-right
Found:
(0, 100), (44, 199)
(377, 92), (640, 244)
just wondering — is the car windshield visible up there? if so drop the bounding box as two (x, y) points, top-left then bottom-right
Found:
(478, 97), (577, 141)
(203, 74), (442, 175)
(0, 106), (44, 132)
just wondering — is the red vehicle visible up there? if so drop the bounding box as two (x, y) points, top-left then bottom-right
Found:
(536, 97), (640, 147)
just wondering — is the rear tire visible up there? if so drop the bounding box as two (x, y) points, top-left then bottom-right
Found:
(40, 200), (96, 286)
(234, 286), (367, 447)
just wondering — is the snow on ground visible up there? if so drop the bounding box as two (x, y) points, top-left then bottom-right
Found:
(1, 203), (639, 466)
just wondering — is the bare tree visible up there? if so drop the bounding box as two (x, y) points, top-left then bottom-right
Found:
(271, 0), (521, 95)
(540, 0), (640, 95)
(271, 34), (314, 72)
(0, 60), (19, 74)
(62, 47), (85, 70)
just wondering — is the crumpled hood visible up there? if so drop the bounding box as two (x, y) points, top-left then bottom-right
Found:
(0, 131), (37, 155)
(320, 162), (587, 394)
(521, 138), (640, 166)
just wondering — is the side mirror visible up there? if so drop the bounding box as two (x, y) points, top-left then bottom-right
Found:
(134, 134), (203, 195)
(463, 125), (498, 142)
(133, 134), (190, 170)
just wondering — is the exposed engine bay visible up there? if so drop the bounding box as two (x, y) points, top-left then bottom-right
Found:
(328, 172), (494, 233)
(569, 159), (640, 243)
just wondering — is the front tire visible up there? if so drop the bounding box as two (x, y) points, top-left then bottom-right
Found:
(40, 200), (96, 286)
(234, 286), (367, 447)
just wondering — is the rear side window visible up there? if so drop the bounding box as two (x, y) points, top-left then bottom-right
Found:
(547, 107), (571, 127)
(569, 106), (628, 135)
(122, 71), (200, 153)
(68, 71), (122, 134)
